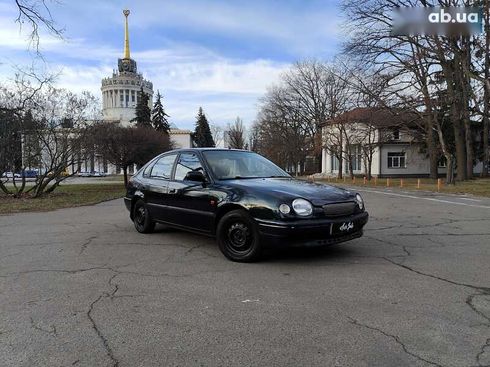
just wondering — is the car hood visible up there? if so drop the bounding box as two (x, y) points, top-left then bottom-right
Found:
(221, 178), (354, 206)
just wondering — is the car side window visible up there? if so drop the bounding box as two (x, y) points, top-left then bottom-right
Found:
(174, 153), (204, 181)
(150, 154), (177, 179)
(142, 162), (153, 177)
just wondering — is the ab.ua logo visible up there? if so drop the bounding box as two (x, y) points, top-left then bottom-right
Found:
(428, 8), (479, 24)
(392, 6), (483, 36)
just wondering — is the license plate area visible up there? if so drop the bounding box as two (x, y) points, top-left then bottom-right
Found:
(331, 220), (357, 235)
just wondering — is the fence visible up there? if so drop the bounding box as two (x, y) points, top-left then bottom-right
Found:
(314, 176), (445, 192)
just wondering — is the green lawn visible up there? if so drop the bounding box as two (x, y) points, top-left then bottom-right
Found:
(0, 183), (126, 215)
(313, 177), (490, 198)
(100, 175), (125, 182)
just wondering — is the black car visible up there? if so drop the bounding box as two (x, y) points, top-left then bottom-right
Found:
(124, 148), (368, 262)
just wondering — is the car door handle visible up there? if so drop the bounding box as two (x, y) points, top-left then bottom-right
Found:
(168, 188), (177, 194)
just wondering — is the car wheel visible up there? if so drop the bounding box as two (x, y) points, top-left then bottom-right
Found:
(217, 210), (262, 262)
(133, 200), (155, 233)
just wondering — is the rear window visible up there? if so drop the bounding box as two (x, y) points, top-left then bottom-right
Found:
(150, 154), (177, 179)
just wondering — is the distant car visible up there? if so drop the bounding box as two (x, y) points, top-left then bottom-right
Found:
(1, 172), (21, 179)
(78, 171), (91, 177)
(91, 171), (107, 177)
(22, 170), (39, 178)
(124, 148), (369, 262)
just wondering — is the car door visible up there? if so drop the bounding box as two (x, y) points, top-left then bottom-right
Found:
(165, 152), (215, 232)
(145, 153), (177, 222)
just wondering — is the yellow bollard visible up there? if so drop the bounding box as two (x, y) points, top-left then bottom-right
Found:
(374, 177), (377, 186)
(386, 178), (390, 187)
(417, 179), (420, 189)
(353, 176), (356, 184)
(437, 178), (442, 192)
(363, 176), (367, 185)
(400, 179), (403, 188)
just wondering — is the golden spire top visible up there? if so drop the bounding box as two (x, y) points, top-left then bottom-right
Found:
(123, 9), (130, 59)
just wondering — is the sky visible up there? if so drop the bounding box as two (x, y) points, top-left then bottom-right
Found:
(0, 0), (343, 130)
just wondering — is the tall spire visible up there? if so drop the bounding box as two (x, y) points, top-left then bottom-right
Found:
(123, 9), (130, 59)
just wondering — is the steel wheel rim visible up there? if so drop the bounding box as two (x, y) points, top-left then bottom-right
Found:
(135, 206), (146, 227)
(226, 222), (253, 254)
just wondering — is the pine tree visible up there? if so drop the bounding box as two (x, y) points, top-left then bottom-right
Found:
(151, 90), (170, 133)
(193, 107), (215, 147)
(131, 87), (152, 128)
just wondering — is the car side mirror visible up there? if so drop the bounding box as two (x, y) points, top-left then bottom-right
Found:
(184, 170), (206, 183)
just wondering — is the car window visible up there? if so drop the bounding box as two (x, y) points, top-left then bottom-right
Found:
(174, 152), (204, 181)
(150, 154), (177, 179)
(142, 164), (152, 177)
(203, 151), (289, 180)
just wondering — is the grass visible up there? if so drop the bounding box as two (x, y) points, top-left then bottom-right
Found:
(313, 177), (490, 198)
(0, 183), (126, 215)
(99, 175), (125, 182)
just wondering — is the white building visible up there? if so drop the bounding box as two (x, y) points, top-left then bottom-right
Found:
(320, 108), (448, 178)
(93, 9), (192, 175)
(20, 9), (193, 177)
(100, 9), (191, 145)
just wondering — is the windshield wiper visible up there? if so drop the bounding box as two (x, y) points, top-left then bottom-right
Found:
(220, 176), (260, 180)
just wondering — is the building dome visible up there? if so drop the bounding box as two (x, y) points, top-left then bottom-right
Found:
(101, 9), (153, 126)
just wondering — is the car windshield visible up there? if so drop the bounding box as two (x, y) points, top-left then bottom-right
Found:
(203, 150), (290, 180)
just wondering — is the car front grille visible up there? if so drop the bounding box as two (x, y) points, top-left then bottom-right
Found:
(322, 202), (357, 217)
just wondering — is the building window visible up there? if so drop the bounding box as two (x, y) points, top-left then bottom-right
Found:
(393, 129), (400, 140)
(131, 90), (135, 103)
(331, 154), (339, 171)
(349, 145), (362, 171)
(438, 156), (447, 168)
(387, 152), (406, 168)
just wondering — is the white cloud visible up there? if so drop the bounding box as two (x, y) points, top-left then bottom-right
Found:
(48, 49), (287, 129)
(1, 0), (340, 129)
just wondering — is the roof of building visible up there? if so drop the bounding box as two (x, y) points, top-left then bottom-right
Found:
(169, 129), (192, 135)
(322, 107), (422, 128)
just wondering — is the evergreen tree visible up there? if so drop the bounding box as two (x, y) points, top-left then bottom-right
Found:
(151, 90), (170, 133)
(193, 107), (215, 147)
(131, 87), (152, 128)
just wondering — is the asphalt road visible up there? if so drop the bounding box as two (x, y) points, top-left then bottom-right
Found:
(1, 188), (489, 367)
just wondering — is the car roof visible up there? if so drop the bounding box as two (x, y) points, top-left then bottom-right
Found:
(166, 148), (252, 153)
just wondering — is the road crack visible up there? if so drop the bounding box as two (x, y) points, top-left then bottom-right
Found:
(86, 271), (120, 367)
(347, 316), (444, 366)
(79, 236), (98, 255)
(29, 316), (57, 337)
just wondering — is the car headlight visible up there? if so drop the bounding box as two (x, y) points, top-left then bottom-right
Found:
(279, 204), (291, 214)
(292, 198), (313, 216)
(355, 193), (364, 210)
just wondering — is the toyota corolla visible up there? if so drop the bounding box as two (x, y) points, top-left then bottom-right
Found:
(124, 148), (369, 262)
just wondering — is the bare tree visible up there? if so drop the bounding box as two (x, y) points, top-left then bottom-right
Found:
(227, 117), (246, 149)
(341, 0), (486, 183)
(210, 124), (224, 148)
(88, 123), (172, 187)
(13, 0), (65, 53)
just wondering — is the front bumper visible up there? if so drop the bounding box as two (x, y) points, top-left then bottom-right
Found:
(255, 211), (369, 247)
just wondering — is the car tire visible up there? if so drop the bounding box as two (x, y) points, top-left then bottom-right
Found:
(133, 200), (155, 234)
(217, 210), (262, 262)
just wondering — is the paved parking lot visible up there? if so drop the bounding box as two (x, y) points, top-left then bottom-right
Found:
(1, 188), (489, 366)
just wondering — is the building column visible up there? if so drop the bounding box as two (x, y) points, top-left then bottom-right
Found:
(321, 149), (326, 173)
